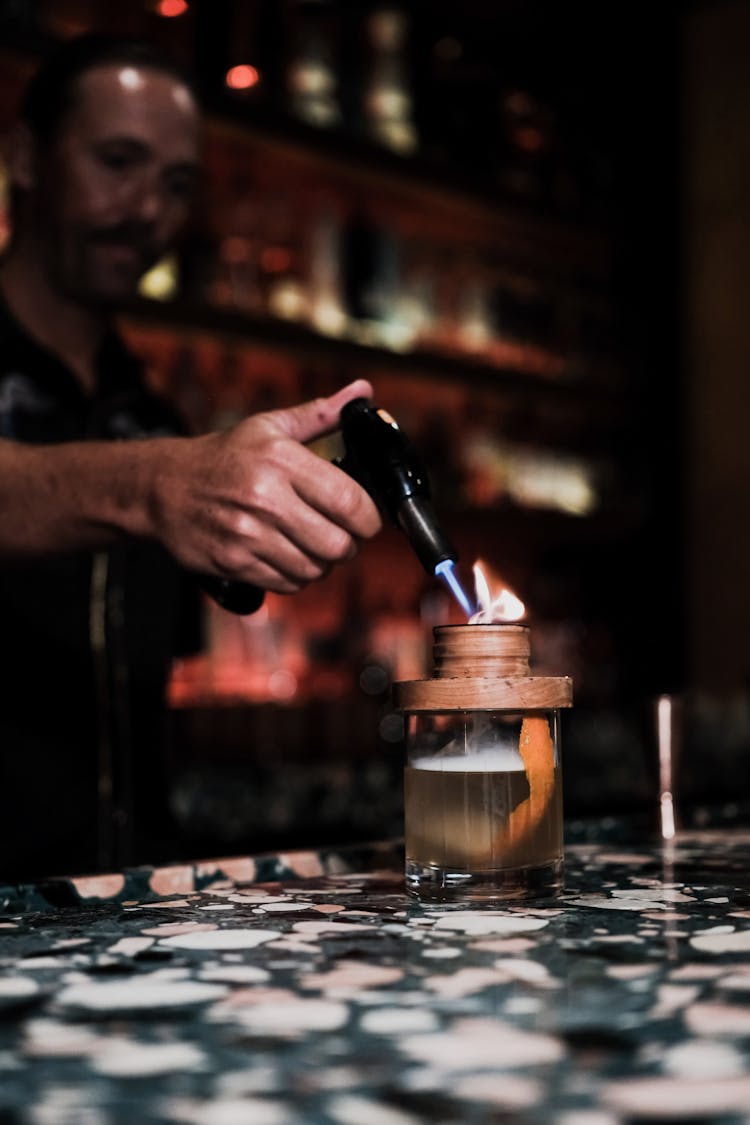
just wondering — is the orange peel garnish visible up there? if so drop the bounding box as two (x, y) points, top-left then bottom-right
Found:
(517, 714), (556, 821)
(469, 714), (556, 866)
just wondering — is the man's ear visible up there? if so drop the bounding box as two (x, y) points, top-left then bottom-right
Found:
(4, 122), (38, 191)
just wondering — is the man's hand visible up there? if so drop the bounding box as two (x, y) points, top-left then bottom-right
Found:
(0, 379), (382, 594)
(148, 379), (382, 593)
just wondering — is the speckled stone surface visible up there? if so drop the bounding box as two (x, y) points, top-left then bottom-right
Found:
(2, 830), (750, 1124)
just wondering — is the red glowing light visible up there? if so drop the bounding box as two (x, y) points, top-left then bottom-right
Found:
(513, 126), (546, 154)
(155, 0), (188, 17)
(260, 246), (292, 273)
(225, 65), (260, 91)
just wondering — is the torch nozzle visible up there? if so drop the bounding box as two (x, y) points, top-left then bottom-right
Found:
(395, 494), (456, 574)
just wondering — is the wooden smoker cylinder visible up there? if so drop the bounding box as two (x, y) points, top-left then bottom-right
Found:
(393, 623), (573, 713)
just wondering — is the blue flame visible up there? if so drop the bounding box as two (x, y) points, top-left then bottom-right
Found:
(435, 559), (475, 617)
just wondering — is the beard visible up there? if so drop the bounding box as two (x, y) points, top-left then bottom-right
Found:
(49, 221), (164, 308)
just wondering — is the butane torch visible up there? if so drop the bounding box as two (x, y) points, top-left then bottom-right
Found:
(201, 398), (473, 617)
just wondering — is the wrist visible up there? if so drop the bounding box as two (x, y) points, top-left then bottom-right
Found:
(128, 436), (182, 544)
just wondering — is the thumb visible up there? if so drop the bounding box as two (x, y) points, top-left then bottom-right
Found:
(271, 379), (374, 445)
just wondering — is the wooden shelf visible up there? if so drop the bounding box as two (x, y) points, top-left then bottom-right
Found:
(121, 297), (618, 403)
(204, 101), (612, 286)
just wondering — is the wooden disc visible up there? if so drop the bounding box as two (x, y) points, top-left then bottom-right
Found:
(393, 674), (572, 712)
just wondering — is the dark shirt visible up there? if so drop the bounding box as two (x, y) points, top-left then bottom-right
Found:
(0, 300), (202, 882)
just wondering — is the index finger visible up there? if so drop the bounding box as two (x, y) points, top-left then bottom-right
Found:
(292, 451), (382, 540)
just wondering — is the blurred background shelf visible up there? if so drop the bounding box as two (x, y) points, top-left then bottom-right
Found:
(121, 296), (613, 396)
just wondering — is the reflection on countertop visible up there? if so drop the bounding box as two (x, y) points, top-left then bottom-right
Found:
(1, 823), (750, 1123)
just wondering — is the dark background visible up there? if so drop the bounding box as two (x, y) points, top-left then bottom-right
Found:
(1, 0), (748, 852)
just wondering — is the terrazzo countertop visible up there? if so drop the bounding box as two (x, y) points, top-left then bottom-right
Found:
(2, 830), (750, 1124)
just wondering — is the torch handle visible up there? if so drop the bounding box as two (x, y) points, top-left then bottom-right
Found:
(198, 574), (265, 616)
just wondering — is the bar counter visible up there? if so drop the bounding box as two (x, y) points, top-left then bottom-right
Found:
(2, 824), (750, 1124)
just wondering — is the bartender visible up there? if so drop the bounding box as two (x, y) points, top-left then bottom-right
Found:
(0, 35), (381, 882)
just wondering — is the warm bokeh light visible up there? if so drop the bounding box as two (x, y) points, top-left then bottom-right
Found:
(225, 65), (261, 91)
(155, 0), (188, 18)
(138, 254), (179, 302)
(268, 669), (298, 702)
(0, 159), (10, 255)
(260, 246), (292, 273)
(469, 560), (525, 623)
(657, 695), (677, 841)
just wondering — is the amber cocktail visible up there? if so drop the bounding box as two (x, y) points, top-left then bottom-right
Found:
(394, 624), (571, 902)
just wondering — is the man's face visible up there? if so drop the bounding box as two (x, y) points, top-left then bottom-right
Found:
(32, 63), (200, 306)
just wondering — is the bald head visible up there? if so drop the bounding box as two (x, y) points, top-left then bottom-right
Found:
(20, 33), (198, 143)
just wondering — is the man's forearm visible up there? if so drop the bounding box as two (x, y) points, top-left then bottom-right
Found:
(0, 382), (382, 591)
(0, 437), (161, 555)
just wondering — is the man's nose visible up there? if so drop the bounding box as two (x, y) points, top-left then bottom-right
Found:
(129, 176), (163, 225)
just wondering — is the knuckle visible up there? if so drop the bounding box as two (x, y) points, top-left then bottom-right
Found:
(214, 542), (246, 577)
(244, 476), (277, 518)
(336, 479), (365, 523)
(206, 543), (231, 576)
(228, 509), (250, 539)
(264, 435), (294, 467)
(324, 528), (353, 561)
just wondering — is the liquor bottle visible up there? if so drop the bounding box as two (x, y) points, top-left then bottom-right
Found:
(285, 0), (341, 128)
(341, 209), (400, 346)
(307, 203), (347, 338)
(362, 5), (417, 154)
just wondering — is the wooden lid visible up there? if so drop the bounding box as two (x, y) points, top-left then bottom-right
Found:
(393, 624), (573, 711)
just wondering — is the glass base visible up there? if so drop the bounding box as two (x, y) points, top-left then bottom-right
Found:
(405, 856), (564, 904)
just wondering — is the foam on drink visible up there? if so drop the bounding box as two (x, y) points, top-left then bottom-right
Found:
(410, 745), (526, 772)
